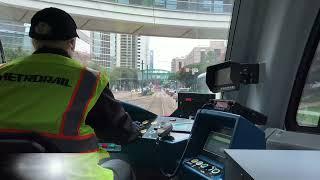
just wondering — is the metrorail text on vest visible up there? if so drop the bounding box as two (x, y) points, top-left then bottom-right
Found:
(0, 73), (71, 87)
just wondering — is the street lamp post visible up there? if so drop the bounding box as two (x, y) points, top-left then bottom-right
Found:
(141, 60), (144, 91)
(146, 65), (149, 85)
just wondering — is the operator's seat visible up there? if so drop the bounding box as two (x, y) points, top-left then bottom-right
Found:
(0, 133), (60, 152)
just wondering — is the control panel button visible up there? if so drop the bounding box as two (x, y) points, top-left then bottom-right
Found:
(160, 122), (166, 127)
(200, 163), (208, 168)
(140, 129), (147, 134)
(142, 120), (149, 125)
(190, 159), (199, 163)
(186, 158), (222, 177)
(150, 130), (156, 134)
(211, 168), (221, 174)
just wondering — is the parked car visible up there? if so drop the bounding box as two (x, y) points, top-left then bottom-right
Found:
(172, 92), (178, 102)
(169, 89), (176, 96)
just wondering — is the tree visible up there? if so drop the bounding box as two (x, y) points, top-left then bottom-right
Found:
(176, 63), (203, 88)
(109, 67), (138, 90)
(168, 73), (178, 81)
(4, 47), (31, 62)
(202, 51), (215, 64)
(174, 51), (219, 89)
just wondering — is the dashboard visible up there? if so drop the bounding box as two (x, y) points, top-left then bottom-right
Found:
(110, 102), (266, 180)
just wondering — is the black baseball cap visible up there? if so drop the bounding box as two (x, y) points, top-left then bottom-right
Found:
(29, 7), (79, 40)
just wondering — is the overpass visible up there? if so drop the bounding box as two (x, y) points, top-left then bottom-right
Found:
(0, 0), (232, 39)
(142, 69), (172, 81)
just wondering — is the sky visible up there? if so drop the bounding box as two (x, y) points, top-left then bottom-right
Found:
(75, 38), (90, 53)
(149, 37), (212, 71)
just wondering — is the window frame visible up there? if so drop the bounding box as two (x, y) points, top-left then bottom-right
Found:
(285, 10), (320, 133)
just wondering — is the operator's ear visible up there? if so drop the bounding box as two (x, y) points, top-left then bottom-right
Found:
(69, 38), (76, 51)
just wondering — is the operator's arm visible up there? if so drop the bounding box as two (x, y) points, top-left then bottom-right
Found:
(86, 85), (140, 144)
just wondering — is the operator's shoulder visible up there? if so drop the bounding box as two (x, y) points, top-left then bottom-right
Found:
(83, 62), (108, 75)
(0, 56), (28, 67)
(83, 66), (108, 79)
(76, 60), (109, 82)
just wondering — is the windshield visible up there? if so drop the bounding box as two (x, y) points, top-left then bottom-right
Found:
(0, 0), (235, 115)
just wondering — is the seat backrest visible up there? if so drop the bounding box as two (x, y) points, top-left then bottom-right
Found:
(0, 133), (60, 153)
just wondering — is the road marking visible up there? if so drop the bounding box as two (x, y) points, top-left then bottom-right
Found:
(147, 93), (156, 112)
(161, 92), (165, 116)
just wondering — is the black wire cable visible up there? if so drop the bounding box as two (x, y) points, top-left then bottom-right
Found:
(154, 102), (214, 179)
(155, 133), (192, 179)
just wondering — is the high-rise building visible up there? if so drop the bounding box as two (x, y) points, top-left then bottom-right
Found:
(136, 36), (149, 70)
(184, 46), (212, 66)
(209, 40), (226, 62)
(171, 57), (185, 73)
(149, 50), (154, 69)
(91, 32), (116, 69)
(116, 34), (137, 69)
(183, 41), (227, 67)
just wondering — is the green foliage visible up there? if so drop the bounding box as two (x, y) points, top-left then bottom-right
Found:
(172, 50), (219, 88)
(109, 67), (138, 85)
(4, 47), (31, 62)
(202, 51), (216, 64)
(168, 73), (177, 80)
(175, 64), (201, 87)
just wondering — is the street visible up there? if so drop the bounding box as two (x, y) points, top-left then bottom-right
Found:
(114, 90), (177, 116)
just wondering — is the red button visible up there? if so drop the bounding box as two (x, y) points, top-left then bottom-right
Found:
(101, 144), (108, 148)
(185, 98), (192, 102)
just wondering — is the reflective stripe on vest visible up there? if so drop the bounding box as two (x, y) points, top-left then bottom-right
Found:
(61, 68), (100, 136)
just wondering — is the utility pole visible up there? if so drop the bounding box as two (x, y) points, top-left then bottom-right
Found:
(146, 65), (149, 85)
(141, 60), (144, 91)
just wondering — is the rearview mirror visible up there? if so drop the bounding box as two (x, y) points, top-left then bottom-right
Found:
(206, 61), (260, 92)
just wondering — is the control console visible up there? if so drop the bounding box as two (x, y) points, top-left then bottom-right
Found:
(181, 109), (265, 180)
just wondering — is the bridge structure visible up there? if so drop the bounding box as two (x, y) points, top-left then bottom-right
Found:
(141, 68), (172, 81)
(0, 0), (232, 39)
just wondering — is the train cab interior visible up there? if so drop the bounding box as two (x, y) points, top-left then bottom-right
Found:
(0, 0), (320, 179)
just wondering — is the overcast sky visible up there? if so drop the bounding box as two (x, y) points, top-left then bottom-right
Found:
(149, 36), (213, 71)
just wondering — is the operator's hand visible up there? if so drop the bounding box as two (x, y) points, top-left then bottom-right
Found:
(130, 121), (143, 139)
(132, 121), (142, 131)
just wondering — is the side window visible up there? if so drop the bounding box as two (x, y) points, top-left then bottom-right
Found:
(286, 10), (320, 133)
(0, 40), (5, 63)
(297, 43), (320, 127)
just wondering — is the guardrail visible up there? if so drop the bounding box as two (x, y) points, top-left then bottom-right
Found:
(102, 0), (233, 14)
